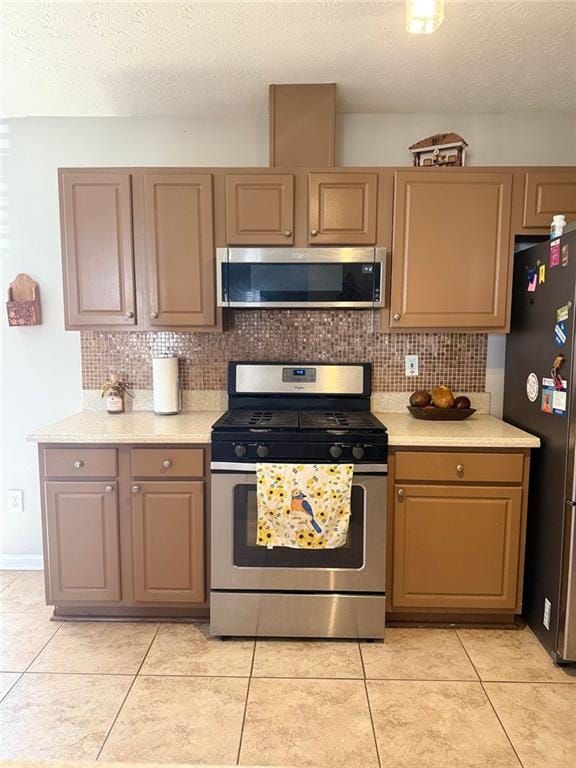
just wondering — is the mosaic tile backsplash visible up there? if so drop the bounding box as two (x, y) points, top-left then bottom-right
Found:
(81, 310), (487, 393)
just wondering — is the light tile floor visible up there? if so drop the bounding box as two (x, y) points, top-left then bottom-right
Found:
(1, 570), (575, 768)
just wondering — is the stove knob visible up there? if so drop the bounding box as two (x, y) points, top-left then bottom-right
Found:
(234, 444), (247, 458)
(352, 445), (365, 460)
(329, 444), (343, 459)
(256, 444), (269, 459)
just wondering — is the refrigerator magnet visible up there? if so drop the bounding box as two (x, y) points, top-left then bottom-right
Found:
(526, 372), (539, 402)
(557, 303), (570, 322)
(541, 384), (554, 414)
(561, 243), (569, 268)
(538, 264), (546, 284)
(527, 270), (537, 292)
(550, 239), (561, 267)
(552, 389), (567, 416)
(554, 321), (567, 347)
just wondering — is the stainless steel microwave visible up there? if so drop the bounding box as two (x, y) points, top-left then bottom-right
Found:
(216, 247), (385, 308)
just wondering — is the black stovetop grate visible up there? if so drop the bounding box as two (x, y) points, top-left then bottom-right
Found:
(213, 409), (385, 433)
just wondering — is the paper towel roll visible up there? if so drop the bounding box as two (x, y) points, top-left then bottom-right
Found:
(152, 357), (181, 415)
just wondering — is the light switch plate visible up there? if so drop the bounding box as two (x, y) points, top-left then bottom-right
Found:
(405, 355), (419, 377)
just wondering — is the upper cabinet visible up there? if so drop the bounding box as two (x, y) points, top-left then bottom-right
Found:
(523, 170), (576, 228)
(308, 172), (378, 245)
(225, 173), (294, 244)
(142, 173), (216, 328)
(60, 171), (136, 329)
(390, 170), (513, 330)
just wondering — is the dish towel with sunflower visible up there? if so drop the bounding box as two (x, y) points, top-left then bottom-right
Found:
(256, 463), (354, 549)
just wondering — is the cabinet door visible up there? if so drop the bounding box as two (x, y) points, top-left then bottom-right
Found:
(143, 173), (216, 327)
(308, 172), (378, 244)
(226, 174), (294, 244)
(44, 481), (121, 602)
(523, 171), (576, 227)
(391, 171), (512, 329)
(132, 481), (205, 603)
(392, 484), (523, 610)
(60, 171), (136, 328)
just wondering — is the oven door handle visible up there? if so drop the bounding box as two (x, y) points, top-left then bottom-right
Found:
(210, 461), (388, 475)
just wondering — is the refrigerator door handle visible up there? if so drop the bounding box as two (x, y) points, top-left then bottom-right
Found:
(568, 500), (576, 508)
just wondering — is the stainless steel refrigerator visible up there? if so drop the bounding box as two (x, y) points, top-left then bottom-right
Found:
(504, 222), (576, 664)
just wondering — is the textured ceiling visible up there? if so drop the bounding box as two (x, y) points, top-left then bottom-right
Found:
(2, 1), (576, 117)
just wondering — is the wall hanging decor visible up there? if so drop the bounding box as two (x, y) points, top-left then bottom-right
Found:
(409, 133), (468, 167)
(6, 273), (42, 326)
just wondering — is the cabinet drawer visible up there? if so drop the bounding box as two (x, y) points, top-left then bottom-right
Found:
(132, 448), (204, 478)
(394, 451), (524, 484)
(44, 448), (118, 478)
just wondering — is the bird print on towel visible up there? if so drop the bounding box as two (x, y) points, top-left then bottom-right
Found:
(291, 490), (323, 534)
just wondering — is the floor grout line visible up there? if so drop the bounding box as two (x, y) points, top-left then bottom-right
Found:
(0, 571), (26, 595)
(455, 630), (525, 768)
(94, 622), (161, 762)
(20, 617), (65, 674)
(236, 640), (256, 766)
(0, 672), (23, 703)
(359, 641), (383, 768)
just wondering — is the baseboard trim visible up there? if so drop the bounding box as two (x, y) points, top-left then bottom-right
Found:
(0, 554), (44, 570)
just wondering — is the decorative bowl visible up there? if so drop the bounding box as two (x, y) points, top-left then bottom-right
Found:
(407, 406), (476, 421)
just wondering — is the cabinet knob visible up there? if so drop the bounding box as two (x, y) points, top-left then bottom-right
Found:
(456, 464), (464, 474)
(393, 313), (401, 321)
(150, 311), (159, 319)
(73, 460), (84, 469)
(310, 229), (319, 237)
(397, 488), (405, 500)
(162, 459), (172, 468)
(124, 311), (134, 319)
(104, 485), (113, 493)
(132, 485), (141, 493)
(283, 229), (292, 237)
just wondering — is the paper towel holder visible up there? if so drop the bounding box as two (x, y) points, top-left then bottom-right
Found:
(152, 356), (183, 416)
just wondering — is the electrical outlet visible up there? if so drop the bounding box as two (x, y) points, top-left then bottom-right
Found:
(543, 597), (551, 630)
(405, 354), (419, 377)
(7, 489), (23, 514)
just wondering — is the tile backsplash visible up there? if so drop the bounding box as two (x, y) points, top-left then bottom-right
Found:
(81, 310), (487, 393)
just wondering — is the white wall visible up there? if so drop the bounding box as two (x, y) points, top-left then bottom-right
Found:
(2, 111), (576, 565)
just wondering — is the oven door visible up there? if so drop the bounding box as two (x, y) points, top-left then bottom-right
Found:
(211, 463), (387, 593)
(216, 248), (384, 308)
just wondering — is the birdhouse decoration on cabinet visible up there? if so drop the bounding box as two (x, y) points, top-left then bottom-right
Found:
(409, 132), (468, 167)
(6, 273), (42, 326)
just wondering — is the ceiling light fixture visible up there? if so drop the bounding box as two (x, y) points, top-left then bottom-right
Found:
(406, 0), (445, 34)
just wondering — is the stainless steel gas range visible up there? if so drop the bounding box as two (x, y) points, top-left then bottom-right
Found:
(210, 362), (388, 639)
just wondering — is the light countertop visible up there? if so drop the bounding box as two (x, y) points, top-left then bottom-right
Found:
(28, 410), (540, 449)
(374, 412), (540, 449)
(27, 410), (223, 444)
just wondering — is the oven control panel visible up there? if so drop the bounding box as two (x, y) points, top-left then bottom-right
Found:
(282, 367), (317, 383)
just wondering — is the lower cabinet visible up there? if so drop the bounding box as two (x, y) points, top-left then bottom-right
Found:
(131, 481), (205, 603)
(389, 449), (529, 616)
(44, 481), (121, 602)
(392, 484), (523, 610)
(40, 444), (208, 613)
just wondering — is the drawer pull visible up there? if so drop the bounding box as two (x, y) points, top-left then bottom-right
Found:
(393, 313), (401, 321)
(310, 228), (319, 237)
(397, 488), (405, 500)
(283, 229), (292, 237)
(73, 460), (84, 469)
(456, 464), (465, 474)
(104, 485), (113, 493)
(132, 485), (141, 493)
(150, 311), (159, 320)
(162, 459), (172, 469)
